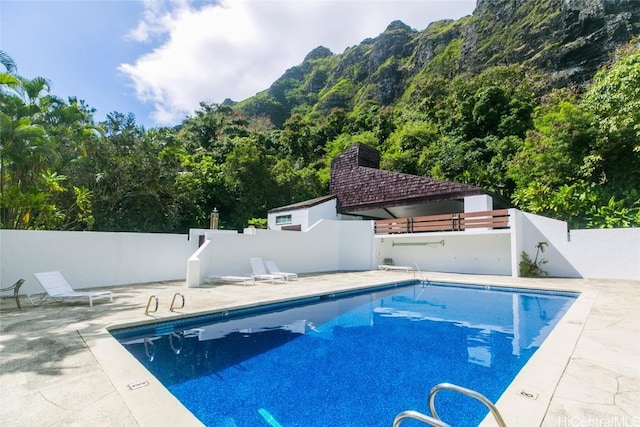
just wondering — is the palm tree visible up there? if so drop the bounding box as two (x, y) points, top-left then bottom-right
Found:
(0, 51), (57, 228)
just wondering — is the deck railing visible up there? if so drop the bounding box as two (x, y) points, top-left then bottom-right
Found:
(374, 209), (510, 234)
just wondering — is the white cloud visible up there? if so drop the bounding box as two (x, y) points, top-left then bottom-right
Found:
(119, 0), (475, 125)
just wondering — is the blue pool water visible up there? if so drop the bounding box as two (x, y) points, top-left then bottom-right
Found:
(112, 281), (577, 427)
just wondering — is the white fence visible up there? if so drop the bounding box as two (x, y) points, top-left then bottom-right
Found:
(186, 220), (374, 286)
(514, 211), (640, 280)
(373, 231), (513, 276)
(0, 230), (198, 296)
(1, 212), (638, 298)
(374, 210), (639, 280)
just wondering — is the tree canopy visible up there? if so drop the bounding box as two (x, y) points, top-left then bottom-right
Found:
(1, 41), (638, 232)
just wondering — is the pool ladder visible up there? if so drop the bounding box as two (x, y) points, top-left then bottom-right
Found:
(393, 383), (506, 427)
(144, 293), (184, 315)
(145, 295), (159, 315)
(170, 293), (184, 311)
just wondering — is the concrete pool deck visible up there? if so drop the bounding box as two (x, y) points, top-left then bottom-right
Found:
(0, 270), (638, 426)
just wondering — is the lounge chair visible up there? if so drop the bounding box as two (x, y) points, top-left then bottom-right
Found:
(264, 260), (298, 280)
(378, 257), (413, 272)
(249, 258), (286, 283)
(206, 275), (255, 285)
(33, 271), (113, 307)
(378, 264), (414, 271)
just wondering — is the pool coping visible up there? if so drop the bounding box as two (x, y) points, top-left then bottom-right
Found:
(479, 289), (596, 426)
(85, 277), (593, 427)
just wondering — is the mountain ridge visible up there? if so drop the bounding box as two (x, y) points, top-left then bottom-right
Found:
(232, 0), (640, 127)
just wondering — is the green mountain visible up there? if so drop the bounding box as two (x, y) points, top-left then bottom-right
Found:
(4, 0), (638, 233)
(233, 0), (640, 127)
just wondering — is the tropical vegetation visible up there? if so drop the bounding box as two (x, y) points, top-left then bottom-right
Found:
(1, 34), (639, 232)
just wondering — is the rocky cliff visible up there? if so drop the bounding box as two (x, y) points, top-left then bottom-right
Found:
(462, 0), (640, 85)
(237, 0), (640, 126)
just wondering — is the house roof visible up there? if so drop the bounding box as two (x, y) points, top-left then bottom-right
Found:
(269, 143), (506, 219)
(268, 195), (336, 214)
(329, 144), (488, 218)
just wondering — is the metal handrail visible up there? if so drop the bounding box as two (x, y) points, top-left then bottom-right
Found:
(393, 410), (451, 427)
(143, 337), (155, 362)
(170, 293), (184, 311)
(145, 295), (159, 315)
(170, 332), (182, 354)
(428, 383), (506, 427)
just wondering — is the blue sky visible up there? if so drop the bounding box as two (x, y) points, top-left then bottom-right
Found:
(1, 0), (476, 129)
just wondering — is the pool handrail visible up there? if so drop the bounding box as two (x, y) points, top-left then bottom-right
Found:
(392, 410), (451, 427)
(428, 382), (506, 427)
(170, 292), (185, 311)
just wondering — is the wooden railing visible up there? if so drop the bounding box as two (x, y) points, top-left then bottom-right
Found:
(374, 209), (510, 234)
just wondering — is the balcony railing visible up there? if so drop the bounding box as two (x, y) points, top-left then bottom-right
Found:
(374, 209), (510, 234)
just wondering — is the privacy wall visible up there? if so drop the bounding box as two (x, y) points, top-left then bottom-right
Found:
(514, 212), (640, 280)
(2, 212), (637, 299)
(0, 230), (198, 296)
(373, 232), (512, 276)
(186, 220), (374, 286)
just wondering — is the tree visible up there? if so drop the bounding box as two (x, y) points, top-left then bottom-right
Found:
(582, 41), (640, 192)
(223, 138), (277, 230)
(383, 120), (440, 175)
(177, 102), (250, 162)
(509, 93), (597, 190)
(1, 53), (58, 228)
(81, 112), (185, 232)
(279, 113), (315, 164)
(509, 69), (640, 228)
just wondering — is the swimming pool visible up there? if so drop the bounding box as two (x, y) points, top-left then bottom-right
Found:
(112, 281), (577, 426)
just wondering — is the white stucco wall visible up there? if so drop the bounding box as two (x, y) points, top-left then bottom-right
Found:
(565, 228), (640, 280)
(464, 194), (493, 212)
(337, 220), (375, 271)
(189, 219), (374, 286)
(3, 210), (637, 295)
(373, 231), (512, 276)
(0, 230), (198, 296)
(514, 211), (640, 280)
(308, 200), (340, 229)
(267, 199), (338, 231)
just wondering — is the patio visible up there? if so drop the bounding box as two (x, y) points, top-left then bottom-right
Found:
(0, 270), (638, 426)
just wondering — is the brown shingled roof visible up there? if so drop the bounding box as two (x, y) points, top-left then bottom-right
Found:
(330, 143), (485, 215)
(269, 143), (503, 219)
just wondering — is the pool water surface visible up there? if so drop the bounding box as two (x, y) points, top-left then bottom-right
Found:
(112, 281), (577, 427)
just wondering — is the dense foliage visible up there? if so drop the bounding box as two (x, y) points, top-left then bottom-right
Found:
(1, 38), (639, 232)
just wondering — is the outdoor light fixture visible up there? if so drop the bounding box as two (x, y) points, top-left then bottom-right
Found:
(392, 240), (444, 247)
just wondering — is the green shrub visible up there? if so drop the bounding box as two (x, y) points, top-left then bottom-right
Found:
(519, 241), (549, 277)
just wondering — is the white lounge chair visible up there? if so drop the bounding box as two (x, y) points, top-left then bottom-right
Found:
(207, 275), (255, 286)
(378, 264), (414, 271)
(250, 258), (286, 283)
(265, 260), (298, 280)
(33, 271), (113, 307)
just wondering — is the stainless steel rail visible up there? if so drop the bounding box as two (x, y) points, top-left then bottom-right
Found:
(392, 411), (451, 427)
(170, 292), (184, 311)
(428, 383), (506, 427)
(144, 295), (158, 315)
(392, 382), (506, 426)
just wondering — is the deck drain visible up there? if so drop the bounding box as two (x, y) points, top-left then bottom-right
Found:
(519, 390), (538, 400)
(128, 380), (149, 390)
